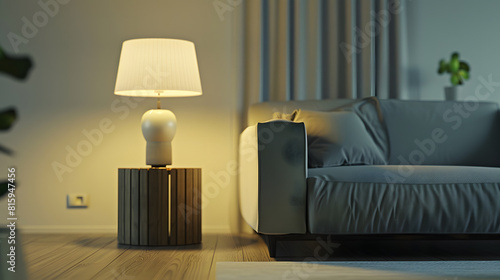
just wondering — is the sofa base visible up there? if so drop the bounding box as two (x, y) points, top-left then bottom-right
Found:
(260, 232), (500, 258)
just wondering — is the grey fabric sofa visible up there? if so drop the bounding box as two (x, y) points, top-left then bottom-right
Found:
(239, 98), (500, 256)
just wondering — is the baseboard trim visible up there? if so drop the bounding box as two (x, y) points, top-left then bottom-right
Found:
(19, 225), (232, 234)
(202, 225), (232, 234)
(19, 225), (117, 234)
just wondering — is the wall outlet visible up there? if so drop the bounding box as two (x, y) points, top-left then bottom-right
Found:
(67, 194), (89, 208)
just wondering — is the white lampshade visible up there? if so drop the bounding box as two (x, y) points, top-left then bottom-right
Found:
(114, 38), (202, 97)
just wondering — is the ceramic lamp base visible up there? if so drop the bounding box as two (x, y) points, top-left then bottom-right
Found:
(141, 109), (177, 167)
(146, 142), (172, 167)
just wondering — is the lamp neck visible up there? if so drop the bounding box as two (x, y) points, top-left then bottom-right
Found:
(156, 91), (161, 109)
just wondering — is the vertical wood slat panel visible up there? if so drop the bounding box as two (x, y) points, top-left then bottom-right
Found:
(192, 169), (198, 243)
(118, 168), (201, 246)
(124, 169), (131, 244)
(192, 169), (200, 243)
(197, 169), (202, 242)
(131, 169), (140, 245)
(139, 169), (149, 246)
(159, 169), (169, 245)
(157, 169), (163, 245)
(185, 169), (194, 244)
(177, 169), (186, 245)
(148, 169), (159, 246)
(117, 169), (125, 244)
(170, 169), (178, 245)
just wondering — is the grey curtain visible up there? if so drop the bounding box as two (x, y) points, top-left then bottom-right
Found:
(241, 0), (409, 106)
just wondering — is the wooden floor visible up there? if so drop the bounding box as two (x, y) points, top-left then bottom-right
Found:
(21, 233), (271, 280)
(20, 233), (500, 280)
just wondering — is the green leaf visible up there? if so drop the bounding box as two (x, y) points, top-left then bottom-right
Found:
(460, 61), (470, 71)
(449, 57), (460, 73)
(0, 181), (7, 198)
(0, 144), (14, 156)
(0, 108), (16, 131)
(0, 53), (33, 80)
(459, 70), (470, 80)
(451, 73), (461, 85)
(451, 52), (460, 60)
(445, 64), (451, 73)
(438, 59), (447, 74)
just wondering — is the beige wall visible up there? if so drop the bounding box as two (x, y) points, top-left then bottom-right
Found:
(0, 0), (244, 233)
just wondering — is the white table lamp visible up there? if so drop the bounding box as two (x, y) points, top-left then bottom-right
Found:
(114, 38), (202, 167)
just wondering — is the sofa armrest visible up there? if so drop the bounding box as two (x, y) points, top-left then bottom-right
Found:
(239, 120), (307, 234)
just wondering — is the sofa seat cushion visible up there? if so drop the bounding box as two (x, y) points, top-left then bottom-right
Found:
(308, 165), (500, 184)
(307, 166), (500, 234)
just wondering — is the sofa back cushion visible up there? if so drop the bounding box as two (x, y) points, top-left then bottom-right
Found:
(379, 100), (500, 167)
(294, 110), (387, 167)
(248, 99), (357, 126)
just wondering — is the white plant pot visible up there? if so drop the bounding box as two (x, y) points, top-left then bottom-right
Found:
(0, 228), (27, 279)
(444, 86), (460, 101)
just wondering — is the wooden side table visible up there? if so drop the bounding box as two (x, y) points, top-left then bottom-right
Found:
(117, 168), (201, 246)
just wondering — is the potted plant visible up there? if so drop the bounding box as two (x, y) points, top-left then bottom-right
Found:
(0, 47), (31, 197)
(438, 52), (470, 100)
(0, 46), (32, 279)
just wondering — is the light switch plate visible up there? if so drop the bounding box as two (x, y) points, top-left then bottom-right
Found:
(67, 193), (89, 208)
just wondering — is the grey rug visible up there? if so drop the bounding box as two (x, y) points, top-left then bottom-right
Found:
(216, 261), (500, 280)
